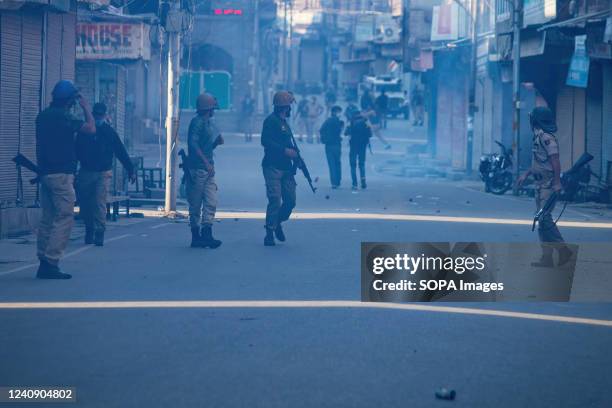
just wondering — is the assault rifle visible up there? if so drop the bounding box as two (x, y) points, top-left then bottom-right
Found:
(12, 154), (40, 184)
(178, 149), (192, 184)
(290, 134), (317, 193)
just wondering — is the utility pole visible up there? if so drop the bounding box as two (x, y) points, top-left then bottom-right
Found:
(466, 0), (480, 174)
(283, 0), (288, 87)
(163, 2), (182, 214)
(288, 0), (294, 89)
(511, 0), (522, 194)
(252, 0), (260, 111)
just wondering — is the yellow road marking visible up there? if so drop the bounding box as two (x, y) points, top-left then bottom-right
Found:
(0, 300), (611, 327)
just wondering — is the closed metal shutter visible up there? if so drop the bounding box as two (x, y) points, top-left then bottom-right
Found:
(113, 66), (127, 193)
(20, 11), (43, 204)
(0, 13), (22, 206)
(45, 12), (62, 104)
(556, 85), (586, 170)
(60, 13), (75, 80)
(75, 62), (96, 106)
(603, 62), (612, 183)
(586, 62), (603, 177)
(116, 65), (126, 142)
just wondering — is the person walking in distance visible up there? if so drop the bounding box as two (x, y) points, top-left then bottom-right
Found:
(411, 87), (425, 126)
(319, 106), (344, 188)
(345, 111), (372, 190)
(241, 93), (255, 142)
(186, 93), (224, 249)
(296, 97), (309, 142)
(261, 91), (298, 246)
(306, 96), (324, 143)
(35, 80), (96, 279)
(364, 108), (391, 150)
(375, 90), (389, 129)
(517, 107), (573, 267)
(360, 89), (374, 112)
(76, 102), (135, 247)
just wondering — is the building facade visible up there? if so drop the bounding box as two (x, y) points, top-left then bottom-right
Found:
(0, 0), (78, 236)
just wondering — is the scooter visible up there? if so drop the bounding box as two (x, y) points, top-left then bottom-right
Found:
(479, 141), (513, 195)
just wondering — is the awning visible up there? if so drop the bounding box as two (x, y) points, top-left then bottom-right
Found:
(538, 9), (611, 31)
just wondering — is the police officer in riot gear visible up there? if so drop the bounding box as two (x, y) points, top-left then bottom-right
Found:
(261, 91), (298, 246)
(517, 106), (572, 267)
(186, 93), (223, 249)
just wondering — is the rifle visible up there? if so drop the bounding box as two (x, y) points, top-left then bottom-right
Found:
(532, 152), (594, 231)
(289, 134), (317, 193)
(12, 153), (40, 184)
(178, 149), (192, 185)
(532, 191), (558, 231)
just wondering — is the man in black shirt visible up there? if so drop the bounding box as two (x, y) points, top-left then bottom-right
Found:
(345, 111), (372, 190)
(360, 89), (374, 111)
(375, 90), (389, 129)
(36, 80), (96, 279)
(319, 106), (344, 188)
(261, 90), (298, 246)
(76, 102), (135, 246)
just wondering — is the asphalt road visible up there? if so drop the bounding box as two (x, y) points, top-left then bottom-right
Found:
(1, 119), (611, 407)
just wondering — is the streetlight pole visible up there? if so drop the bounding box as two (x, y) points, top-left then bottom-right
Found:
(163, 3), (182, 214)
(511, 0), (522, 195)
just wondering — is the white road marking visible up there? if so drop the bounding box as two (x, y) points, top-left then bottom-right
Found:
(212, 211), (612, 229)
(150, 223), (174, 229)
(0, 234), (132, 277)
(130, 210), (612, 229)
(0, 300), (610, 327)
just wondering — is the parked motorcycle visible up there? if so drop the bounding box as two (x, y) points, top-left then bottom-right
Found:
(479, 141), (513, 195)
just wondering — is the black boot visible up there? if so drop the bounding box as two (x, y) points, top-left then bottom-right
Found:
(200, 225), (222, 249)
(94, 230), (104, 246)
(191, 227), (203, 248)
(275, 224), (286, 242)
(361, 178), (367, 189)
(85, 228), (94, 245)
(36, 260), (72, 280)
(264, 228), (275, 246)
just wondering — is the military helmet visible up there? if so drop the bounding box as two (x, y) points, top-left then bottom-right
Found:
(529, 106), (557, 133)
(196, 93), (218, 111)
(52, 80), (79, 100)
(273, 91), (295, 107)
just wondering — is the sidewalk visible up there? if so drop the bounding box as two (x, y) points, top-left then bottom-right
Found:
(0, 212), (153, 276)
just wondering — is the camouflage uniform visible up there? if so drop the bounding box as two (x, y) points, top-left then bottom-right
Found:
(187, 115), (220, 228)
(532, 129), (564, 247)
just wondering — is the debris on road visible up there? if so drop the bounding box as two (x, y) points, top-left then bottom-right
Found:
(325, 195), (330, 200)
(435, 388), (456, 400)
